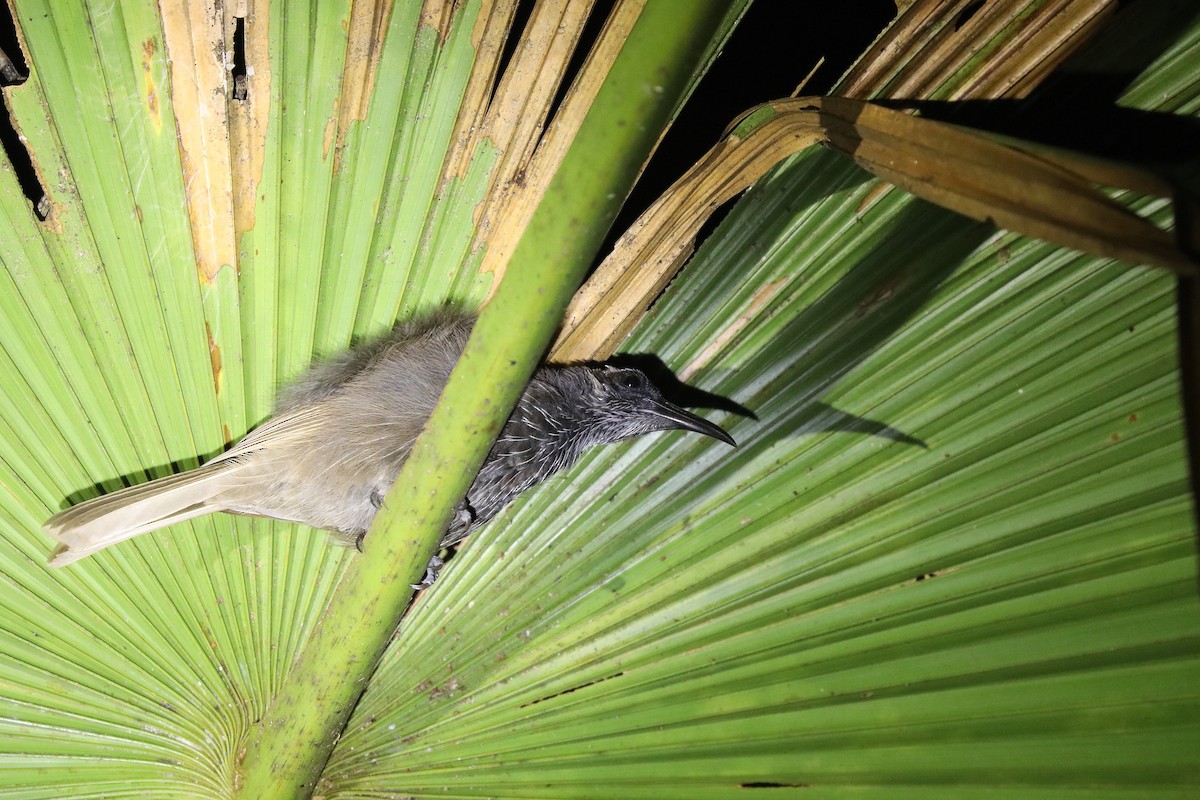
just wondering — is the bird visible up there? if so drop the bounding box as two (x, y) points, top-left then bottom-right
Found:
(44, 311), (735, 585)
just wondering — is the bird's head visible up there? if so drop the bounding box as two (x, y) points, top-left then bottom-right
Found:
(583, 365), (736, 447)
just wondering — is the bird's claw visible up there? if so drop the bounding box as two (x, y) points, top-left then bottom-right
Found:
(370, 488), (386, 509)
(410, 555), (445, 590)
(453, 506), (474, 530)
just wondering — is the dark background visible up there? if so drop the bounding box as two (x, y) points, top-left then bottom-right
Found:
(609, 1), (896, 249)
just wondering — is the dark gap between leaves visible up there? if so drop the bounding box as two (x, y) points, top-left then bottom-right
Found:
(0, 3), (48, 221)
(543, 0), (615, 129)
(0, 2), (27, 83)
(519, 670), (625, 708)
(231, 16), (247, 101)
(954, 0), (986, 31)
(490, 0), (536, 107)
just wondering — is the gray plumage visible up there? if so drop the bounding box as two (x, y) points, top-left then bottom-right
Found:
(44, 311), (734, 582)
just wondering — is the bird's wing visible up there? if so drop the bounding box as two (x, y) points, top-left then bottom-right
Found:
(207, 405), (339, 465)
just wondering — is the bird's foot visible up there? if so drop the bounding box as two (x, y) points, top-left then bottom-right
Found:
(410, 555), (445, 590)
(444, 499), (476, 545)
(453, 505), (474, 531)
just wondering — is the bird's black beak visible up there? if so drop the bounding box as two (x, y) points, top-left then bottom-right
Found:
(646, 401), (736, 446)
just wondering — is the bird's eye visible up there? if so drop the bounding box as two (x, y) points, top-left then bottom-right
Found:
(619, 371), (645, 390)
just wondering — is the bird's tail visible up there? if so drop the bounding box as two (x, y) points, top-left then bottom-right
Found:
(45, 461), (240, 567)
